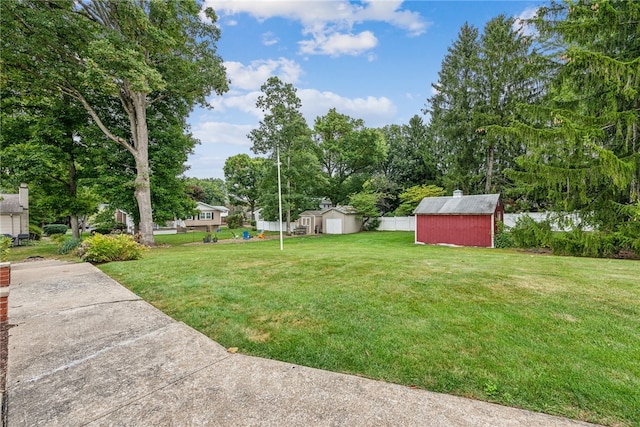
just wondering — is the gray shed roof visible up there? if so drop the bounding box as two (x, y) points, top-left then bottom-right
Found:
(414, 194), (500, 215)
(0, 194), (23, 214)
(323, 205), (358, 215)
(300, 210), (323, 216)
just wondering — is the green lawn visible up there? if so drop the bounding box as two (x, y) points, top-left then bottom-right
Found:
(94, 232), (637, 426)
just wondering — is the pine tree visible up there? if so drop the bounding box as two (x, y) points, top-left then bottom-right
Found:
(493, 0), (639, 234)
(424, 23), (484, 194)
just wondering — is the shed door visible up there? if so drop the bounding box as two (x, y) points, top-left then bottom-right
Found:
(325, 218), (342, 234)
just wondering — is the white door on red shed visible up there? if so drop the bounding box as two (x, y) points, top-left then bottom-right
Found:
(325, 218), (342, 234)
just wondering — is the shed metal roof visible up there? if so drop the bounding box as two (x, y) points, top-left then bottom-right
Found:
(414, 194), (500, 215)
(0, 194), (23, 214)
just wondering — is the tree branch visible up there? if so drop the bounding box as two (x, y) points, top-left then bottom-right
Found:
(59, 85), (136, 156)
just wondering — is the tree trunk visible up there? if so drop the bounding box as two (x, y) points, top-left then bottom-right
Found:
(131, 94), (155, 246)
(69, 160), (80, 239)
(485, 143), (495, 194)
(70, 215), (80, 239)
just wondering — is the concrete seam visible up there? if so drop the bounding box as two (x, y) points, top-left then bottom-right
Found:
(81, 355), (233, 426)
(17, 323), (176, 385)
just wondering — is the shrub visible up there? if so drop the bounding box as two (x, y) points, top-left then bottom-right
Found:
(58, 237), (82, 255)
(494, 221), (514, 248)
(510, 216), (552, 248)
(43, 224), (68, 236)
(29, 224), (43, 240)
(363, 217), (380, 231)
(0, 236), (11, 262)
(226, 213), (244, 229)
(551, 230), (628, 258)
(77, 233), (146, 263)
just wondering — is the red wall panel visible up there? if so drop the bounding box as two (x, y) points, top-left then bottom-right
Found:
(416, 215), (493, 247)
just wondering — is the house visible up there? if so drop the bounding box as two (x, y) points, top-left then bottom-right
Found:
(184, 202), (227, 232)
(211, 205), (229, 223)
(297, 210), (324, 234)
(322, 205), (362, 235)
(414, 191), (503, 248)
(0, 183), (29, 237)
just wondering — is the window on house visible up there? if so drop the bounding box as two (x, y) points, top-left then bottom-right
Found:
(199, 212), (212, 220)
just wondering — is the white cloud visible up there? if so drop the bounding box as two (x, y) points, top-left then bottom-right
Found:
(299, 30), (378, 57)
(192, 121), (255, 147)
(513, 7), (539, 37)
(262, 31), (279, 46)
(224, 58), (303, 90)
(204, 0), (429, 58)
(298, 89), (396, 127)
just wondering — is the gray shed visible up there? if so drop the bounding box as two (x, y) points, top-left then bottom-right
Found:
(322, 206), (362, 235)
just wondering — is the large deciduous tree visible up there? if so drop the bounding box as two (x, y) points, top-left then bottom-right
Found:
(1, 0), (228, 245)
(223, 154), (264, 220)
(312, 108), (387, 205)
(249, 77), (320, 232)
(0, 93), (100, 237)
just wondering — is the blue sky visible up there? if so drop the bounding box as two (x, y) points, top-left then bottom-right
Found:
(187, 1), (541, 180)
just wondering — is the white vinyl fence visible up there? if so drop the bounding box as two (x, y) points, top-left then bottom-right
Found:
(376, 216), (415, 231)
(256, 220), (296, 232)
(373, 213), (587, 232)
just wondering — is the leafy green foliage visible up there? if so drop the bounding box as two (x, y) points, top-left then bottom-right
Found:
(494, 221), (514, 249)
(349, 191), (381, 230)
(1, 0), (229, 246)
(57, 237), (82, 255)
(0, 236), (11, 262)
(492, 0), (640, 235)
(29, 224), (43, 241)
(313, 108), (387, 205)
(550, 230), (636, 258)
(77, 234), (146, 263)
(510, 216), (553, 249)
(226, 213), (244, 229)
(224, 154), (264, 217)
(394, 184), (445, 216)
(43, 224), (68, 236)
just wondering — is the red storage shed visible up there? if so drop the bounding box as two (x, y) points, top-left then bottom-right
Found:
(414, 192), (503, 248)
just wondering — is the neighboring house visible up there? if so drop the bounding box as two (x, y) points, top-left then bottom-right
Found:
(115, 208), (136, 234)
(0, 183), (29, 237)
(297, 210), (324, 234)
(414, 191), (503, 248)
(319, 198), (333, 210)
(184, 202), (226, 232)
(210, 205), (229, 222)
(322, 205), (362, 235)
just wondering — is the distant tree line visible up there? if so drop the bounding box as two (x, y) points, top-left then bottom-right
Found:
(1, 0), (637, 249)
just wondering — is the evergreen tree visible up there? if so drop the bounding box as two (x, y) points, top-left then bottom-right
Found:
(492, 0), (639, 235)
(476, 15), (542, 194)
(425, 23), (484, 194)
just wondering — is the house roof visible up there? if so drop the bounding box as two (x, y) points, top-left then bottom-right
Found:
(195, 202), (227, 212)
(210, 205), (229, 213)
(0, 194), (23, 214)
(414, 194), (500, 215)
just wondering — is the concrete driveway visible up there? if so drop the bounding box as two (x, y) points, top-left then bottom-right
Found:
(6, 260), (599, 426)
